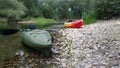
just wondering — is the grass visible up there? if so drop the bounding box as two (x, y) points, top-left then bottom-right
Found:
(0, 18), (8, 29)
(65, 39), (72, 67)
(0, 18), (7, 24)
(31, 17), (56, 28)
(0, 17), (56, 29)
(82, 11), (96, 24)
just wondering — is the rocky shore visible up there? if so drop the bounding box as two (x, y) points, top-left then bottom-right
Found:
(1, 19), (120, 68)
(53, 19), (120, 68)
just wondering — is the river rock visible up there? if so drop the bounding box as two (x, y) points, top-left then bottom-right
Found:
(55, 19), (120, 68)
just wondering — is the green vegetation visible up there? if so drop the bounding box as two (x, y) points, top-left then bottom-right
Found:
(0, 0), (27, 23)
(0, 18), (8, 29)
(66, 39), (72, 67)
(0, 0), (120, 25)
(0, 18), (7, 23)
(31, 17), (55, 28)
(0, 17), (55, 29)
(17, 17), (55, 29)
(96, 0), (120, 19)
(82, 10), (96, 24)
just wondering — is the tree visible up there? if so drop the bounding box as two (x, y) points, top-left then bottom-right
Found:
(68, 0), (82, 19)
(19, 0), (42, 17)
(40, 1), (55, 18)
(54, 0), (70, 20)
(0, 0), (27, 23)
(96, 0), (120, 19)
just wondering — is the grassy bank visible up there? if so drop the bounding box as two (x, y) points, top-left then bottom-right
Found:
(0, 17), (56, 29)
(0, 18), (8, 29)
(31, 17), (56, 28)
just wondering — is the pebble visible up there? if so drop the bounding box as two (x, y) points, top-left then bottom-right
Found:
(85, 63), (93, 68)
(8, 20), (120, 68)
(56, 19), (120, 68)
(51, 46), (59, 54)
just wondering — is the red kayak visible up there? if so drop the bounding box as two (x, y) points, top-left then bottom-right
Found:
(64, 19), (84, 28)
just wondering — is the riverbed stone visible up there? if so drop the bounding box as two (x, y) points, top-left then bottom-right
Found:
(55, 19), (120, 68)
(1, 19), (120, 68)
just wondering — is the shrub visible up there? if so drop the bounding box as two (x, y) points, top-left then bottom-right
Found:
(82, 11), (96, 24)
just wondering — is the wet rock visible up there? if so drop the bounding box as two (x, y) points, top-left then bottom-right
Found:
(15, 50), (25, 57)
(51, 46), (60, 54)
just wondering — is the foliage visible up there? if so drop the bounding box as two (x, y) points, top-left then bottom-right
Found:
(19, 0), (42, 17)
(82, 0), (96, 24)
(40, 1), (55, 18)
(1, 0), (120, 24)
(96, 0), (120, 19)
(0, 0), (27, 22)
(82, 11), (96, 24)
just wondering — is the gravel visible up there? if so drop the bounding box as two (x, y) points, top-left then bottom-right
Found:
(54, 19), (120, 68)
(1, 19), (120, 68)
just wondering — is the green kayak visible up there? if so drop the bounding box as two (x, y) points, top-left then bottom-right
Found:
(20, 29), (52, 49)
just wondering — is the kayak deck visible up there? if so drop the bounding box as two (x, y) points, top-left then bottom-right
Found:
(21, 29), (52, 48)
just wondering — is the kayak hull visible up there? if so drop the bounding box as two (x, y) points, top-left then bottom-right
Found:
(64, 19), (84, 28)
(21, 29), (52, 49)
(64, 22), (72, 27)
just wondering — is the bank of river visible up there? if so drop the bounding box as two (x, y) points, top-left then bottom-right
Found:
(57, 19), (120, 68)
(0, 19), (120, 68)
(0, 28), (62, 67)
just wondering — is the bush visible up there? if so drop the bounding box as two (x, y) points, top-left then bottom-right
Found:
(82, 11), (96, 24)
(0, 0), (27, 22)
(96, 0), (120, 19)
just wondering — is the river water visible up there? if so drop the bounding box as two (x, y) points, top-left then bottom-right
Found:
(0, 24), (63, 67)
